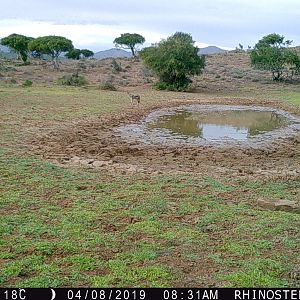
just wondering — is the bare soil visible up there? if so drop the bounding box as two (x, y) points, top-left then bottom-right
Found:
(1, 52), (300, 287)
(29, 97), (300, 184)
(2, 52), (299, 184)
(1, 52), (299, 92)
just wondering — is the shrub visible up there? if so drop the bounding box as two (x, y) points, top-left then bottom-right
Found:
(140, 32), (205, 91)
(251, 33), (300, 81)
(99, 81), (117, 91)
(22, 80), (33, 87)
(111, 59), (122, 72)
(10, 78), (17, 84)
(58, 73), (88, 86)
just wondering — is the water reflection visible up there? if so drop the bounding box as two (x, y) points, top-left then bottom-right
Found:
(148, 110), (288, 141)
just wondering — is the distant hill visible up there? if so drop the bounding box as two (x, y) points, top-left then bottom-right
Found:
(93, 46), (226, 60)
(198, 46), (227, 55)
(93, 48), (132, 60)
(0, 45), (16, 59)
(0, 45), (11, 53)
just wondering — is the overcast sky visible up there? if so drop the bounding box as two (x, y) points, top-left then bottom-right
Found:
(1, 0), (300, 51)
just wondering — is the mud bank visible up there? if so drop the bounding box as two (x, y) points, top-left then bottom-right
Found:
(115, 105), (300, 148)
(29, 99), (300, 180)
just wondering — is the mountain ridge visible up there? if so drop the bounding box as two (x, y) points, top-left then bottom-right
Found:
(93, 46), (227, 60)
(93, 48), (132, 60)
(0, 45), (228, 60)
(198, 46), (227, 55)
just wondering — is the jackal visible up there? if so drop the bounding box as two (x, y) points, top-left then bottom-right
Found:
(127, 92), (141, 105)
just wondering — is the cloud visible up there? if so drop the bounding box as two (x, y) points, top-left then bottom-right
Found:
(1, 0), (300, 50)
(0, 19), (168, 51)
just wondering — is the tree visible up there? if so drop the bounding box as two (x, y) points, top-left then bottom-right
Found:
(1, 34), (34, 63)
(250, 33), (300, 81)
(80, 49), (94, 58)
(65, 48), (81, 60)
(65, 49), (94, 60)
(140, 32), (205, 91)
(113, 33), (145, 57)
(235, 43), (245, 53)
(28, 36), (73, 69)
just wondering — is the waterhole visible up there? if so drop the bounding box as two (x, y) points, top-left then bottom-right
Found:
(116, 105), (300, 147)
(148, 110), (288, 141)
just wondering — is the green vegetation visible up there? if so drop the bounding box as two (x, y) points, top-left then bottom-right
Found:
(1, 34), (34, 63)
(0, 151), (299, 287)
(80, 49), (94, 58)
(65, 48), (94, 60)
(0, 153), (298, 287)
(111, 58), (122, 72)
(58, 73), (88, 86)
(28, 36), (74, 69)
(273, 90), (300, 106)
(65, 48), (82, 60)
(251, 33), (300, 81)
(114, 33), (145, 57)
(99, 81), (117, 91)
(22, 80), (33, 87)
(0, 28), (299, 288)
(0, 86), (299, 287)
(140, 32), (205, 91)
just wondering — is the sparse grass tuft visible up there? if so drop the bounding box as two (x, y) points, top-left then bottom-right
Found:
(58, 73), (88, 86)
(99, 81), (117, 91)
(22, 79), (33, 87)
(0, 77), (299, 287)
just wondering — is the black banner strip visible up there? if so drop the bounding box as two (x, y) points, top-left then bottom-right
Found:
(0, 288), (299, 300)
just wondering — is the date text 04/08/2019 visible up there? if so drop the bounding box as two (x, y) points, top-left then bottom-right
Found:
(2, 289), (300, 300)
(1, 289), (218, 300)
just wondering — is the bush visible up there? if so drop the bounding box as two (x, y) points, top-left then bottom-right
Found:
(99, 81), (117, 91)
(251, 33), (300, 81)
(140, 32), (205, 91)
(58, 73), (88, 86)
(111, 59), (122, 72)
(22, 80), (33, 87)
(10, 78), (17, 84)
(154, 81), (191, 91)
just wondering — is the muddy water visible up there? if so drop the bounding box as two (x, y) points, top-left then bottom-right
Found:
(116, 105), (300, 148)
(148, 110), (289, 141)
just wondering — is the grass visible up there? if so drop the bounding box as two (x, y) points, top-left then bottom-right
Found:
(0, 152), (299, 287)
(282, 91), (300, 106)
(0, 86), (131, 123)
(272, 89), (300, 106)
(0, 84), (299, 287)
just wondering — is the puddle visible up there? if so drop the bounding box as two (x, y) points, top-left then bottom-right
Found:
(116, 105), (300, 148)
(148, 110), (289, 141)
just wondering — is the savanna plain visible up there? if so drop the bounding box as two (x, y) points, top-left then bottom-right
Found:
(0, 52), (299, 287)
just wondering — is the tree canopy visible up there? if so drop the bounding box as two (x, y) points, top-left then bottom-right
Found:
(65, 48), (94, 60)
(1, 33), (34, 63)
(140, 32), (205, 91)
(65, 48), (82, 60)
(28, 35), (73, 68)
(80, 49), (94, 58)
(113, 33), (145, 57)
(250, 33), (300, 81)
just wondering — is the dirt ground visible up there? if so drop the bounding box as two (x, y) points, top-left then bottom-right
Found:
(2, 52), (299, 188)
(29, 96), (300, 185)
(1, 52), (300, 287)
(1, 51), (299, 92)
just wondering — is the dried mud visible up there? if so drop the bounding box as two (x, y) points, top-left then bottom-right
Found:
(29, 98), (300, 181)
(116, 104), (300, 148)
